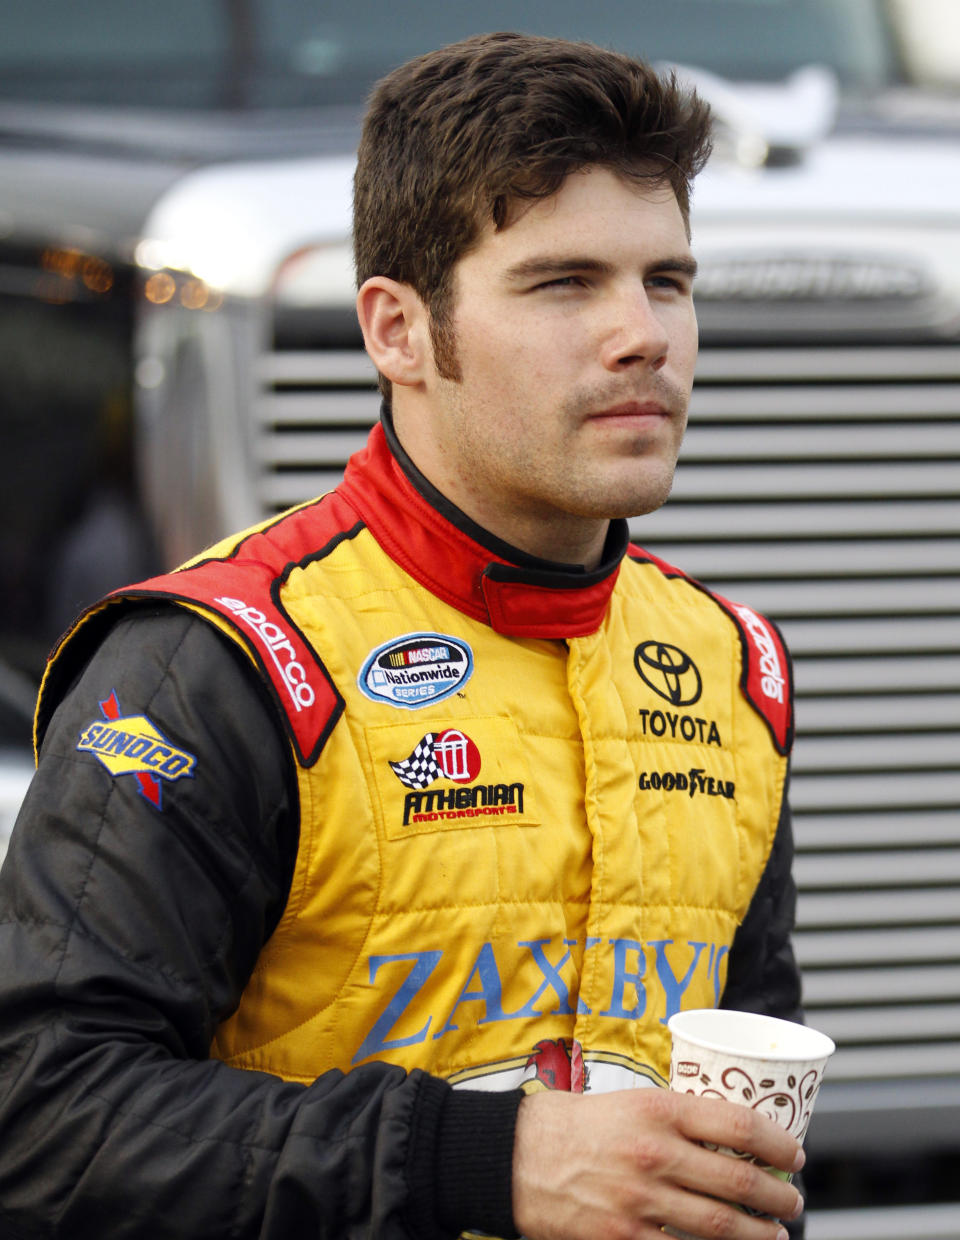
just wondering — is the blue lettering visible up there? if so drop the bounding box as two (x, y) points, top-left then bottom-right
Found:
(436, 942), (517, 1035)
(161, 753), (190, 777)
(124, 736), (152, 760)
(351, 950), (442, 1064)
(712, 943), (730, 1005)
(649, 939), (707, 1024)
(509, 939), (578, 1018)
(105, 730), (132, 754)
(599, 938), (647, 1019)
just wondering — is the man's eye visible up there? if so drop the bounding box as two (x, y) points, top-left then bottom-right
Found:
(649, 275), (688, 292)
(537, 276), (582, 290)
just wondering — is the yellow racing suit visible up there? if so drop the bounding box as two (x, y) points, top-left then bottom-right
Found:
(64, 415), (793, 1092)
(4, 412), (799, 1239)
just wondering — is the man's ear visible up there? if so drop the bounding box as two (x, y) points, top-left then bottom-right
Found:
(356, 277), (430, 387)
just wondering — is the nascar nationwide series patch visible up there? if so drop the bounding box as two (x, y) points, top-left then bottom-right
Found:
(76, 690), (196, 808)
(358, 632), (474, 708)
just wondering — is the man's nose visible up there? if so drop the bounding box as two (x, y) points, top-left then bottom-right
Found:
(598, 287), (670, 372)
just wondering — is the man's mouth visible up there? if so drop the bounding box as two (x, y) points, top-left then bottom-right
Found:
(588, 400), (670, 423)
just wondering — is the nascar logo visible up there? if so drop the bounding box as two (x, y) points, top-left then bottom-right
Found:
(77, 691), (196, 807)
(359, 632), (474, 708)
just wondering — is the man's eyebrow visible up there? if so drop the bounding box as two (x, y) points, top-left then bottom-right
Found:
(502, 254), (699, 282)
(503, 256), (614, 282)
(657, 255), (700, 279)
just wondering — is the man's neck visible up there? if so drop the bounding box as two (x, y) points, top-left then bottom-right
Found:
(388, 405), (611, 571)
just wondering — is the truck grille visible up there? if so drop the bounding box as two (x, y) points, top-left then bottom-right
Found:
(255, 341), (960, 1151)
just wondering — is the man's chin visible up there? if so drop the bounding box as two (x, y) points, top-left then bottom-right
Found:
(591, 472), (677, 521)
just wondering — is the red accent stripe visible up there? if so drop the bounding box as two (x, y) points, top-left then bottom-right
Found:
(100, 692), (120, 721)
(111, 500), (352, 766)
(136, 772), (162, 808)
(706, 590), (794, 755)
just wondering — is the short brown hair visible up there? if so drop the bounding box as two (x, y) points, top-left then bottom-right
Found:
(353, 31), (712, 398)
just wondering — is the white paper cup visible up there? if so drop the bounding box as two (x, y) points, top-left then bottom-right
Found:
(664, 1009), (835, 1239)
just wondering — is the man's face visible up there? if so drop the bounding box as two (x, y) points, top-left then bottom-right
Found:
(403, 166), (699, 565)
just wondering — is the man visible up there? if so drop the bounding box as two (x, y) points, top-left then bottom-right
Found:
(0, 32), (805, 1240)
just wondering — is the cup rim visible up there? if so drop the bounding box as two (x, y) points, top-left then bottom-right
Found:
(668, 1008), (836, 1061)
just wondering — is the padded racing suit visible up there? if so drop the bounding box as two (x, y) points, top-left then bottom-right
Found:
(0, 412), (803, 1239)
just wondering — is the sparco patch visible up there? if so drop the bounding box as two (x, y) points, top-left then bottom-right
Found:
(359, 633), (473, 708)
(214, 595), (316, 713)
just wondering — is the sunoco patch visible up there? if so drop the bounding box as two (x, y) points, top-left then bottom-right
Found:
(76, 691), (196, 809)
(358, 633), (473, 708)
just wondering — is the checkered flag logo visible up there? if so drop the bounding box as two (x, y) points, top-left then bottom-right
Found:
(390, 734), (441, 789)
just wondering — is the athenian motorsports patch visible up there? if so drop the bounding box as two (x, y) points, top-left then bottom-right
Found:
(358, 633), (473, 708)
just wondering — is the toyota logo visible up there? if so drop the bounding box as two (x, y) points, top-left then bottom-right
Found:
(634, 642), (703, 706)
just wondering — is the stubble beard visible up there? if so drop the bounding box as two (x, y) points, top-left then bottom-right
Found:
(554, 378), (689, 520)
(429, 312), (690, 522)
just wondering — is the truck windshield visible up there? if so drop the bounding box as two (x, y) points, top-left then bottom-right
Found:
(0, 0), (899, 109)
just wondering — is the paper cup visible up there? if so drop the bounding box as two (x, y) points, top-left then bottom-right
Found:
(664, 1009), (835, 1239)
(668, 1009), (835, 1144)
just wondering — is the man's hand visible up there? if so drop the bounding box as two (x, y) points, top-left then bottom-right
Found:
(512, 1087), (805, 1240)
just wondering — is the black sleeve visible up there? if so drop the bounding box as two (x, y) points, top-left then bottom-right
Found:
(0, 607), (520, 1240)
(720, 775), (803, 1025)
(721, 776), (805, 1239)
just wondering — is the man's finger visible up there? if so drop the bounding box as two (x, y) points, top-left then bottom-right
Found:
(672, 1092), (806, 1175)
(662, 1182), (800, 1240)
(672, 1141), (804, 1224)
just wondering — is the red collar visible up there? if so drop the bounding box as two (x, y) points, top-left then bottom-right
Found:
(338, 418), (626, 639)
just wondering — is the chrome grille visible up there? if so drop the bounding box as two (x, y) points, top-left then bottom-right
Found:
(255, 350), (380, 508)
(255, 341), (960, 1151)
